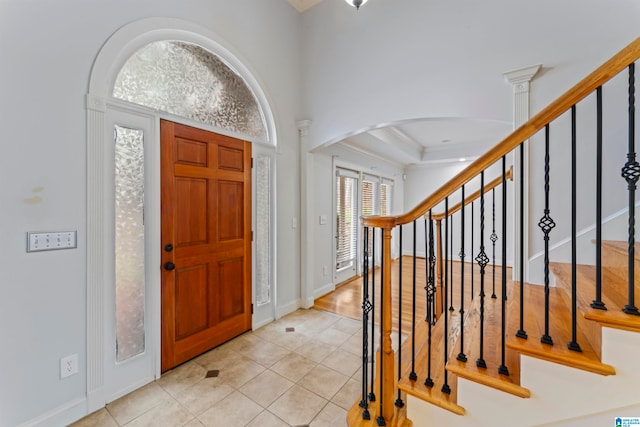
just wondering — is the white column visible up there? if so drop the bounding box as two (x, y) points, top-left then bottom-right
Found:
(86, 94), (106, 411)
(504, 64), (541, 283)
(297, 120), (315, 308)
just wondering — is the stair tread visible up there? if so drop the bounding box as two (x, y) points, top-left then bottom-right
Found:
(396, 310), (465, 415)
(601, 240), (640, 261)
(506, 283), (615, 376)
(399, 267), (530, 408)
(550, 262), (640, 332)
(445, 291), (530, 398)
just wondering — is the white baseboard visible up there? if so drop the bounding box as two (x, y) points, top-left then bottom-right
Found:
(18, 397), (86, 427)
(253, 316), (275, 330)
(276, 299), (301, 319)
(314, 282), (335, 299)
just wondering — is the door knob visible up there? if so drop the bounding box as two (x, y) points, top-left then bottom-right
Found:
(164, 243), (174, 252)
(164, 262), (176, 271)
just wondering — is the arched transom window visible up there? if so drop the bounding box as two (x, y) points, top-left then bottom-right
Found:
(113, 40), (268, 141)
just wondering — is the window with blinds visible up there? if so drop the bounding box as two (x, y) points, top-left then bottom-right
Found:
(336, 169), (359, 271)
(335, 167), (394, 276)
(361, 176), (377, 258)
(361, 175), (394, 265)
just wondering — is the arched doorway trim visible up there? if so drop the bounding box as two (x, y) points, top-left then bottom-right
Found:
(86, 17), (277, 412)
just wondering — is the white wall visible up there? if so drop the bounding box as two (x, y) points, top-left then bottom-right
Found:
(301, 0), (640, 152)
(0, 1), (301, 425)
(300, 0), (639, 285)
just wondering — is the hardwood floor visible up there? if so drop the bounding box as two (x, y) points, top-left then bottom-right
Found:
(314, 256), (507, 336)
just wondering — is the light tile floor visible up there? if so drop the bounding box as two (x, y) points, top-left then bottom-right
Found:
(71, 309), (366, 427)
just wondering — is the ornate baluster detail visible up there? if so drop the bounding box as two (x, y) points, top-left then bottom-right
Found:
(498, 156), (510, 375)
(424, 211), (435, 388)
(457, 185), (468, 362)
(621, 62), (640, 316)
(491, 188), (498, 299)
(360, 226), (371, 420)
(539, 124), (555, 345)
(424, 218), (430, 323)
(475, 172), (489, 369)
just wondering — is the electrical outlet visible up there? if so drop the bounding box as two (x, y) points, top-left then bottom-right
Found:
(60, 354), (78, 379)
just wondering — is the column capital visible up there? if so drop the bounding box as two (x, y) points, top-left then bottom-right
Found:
(296, 120), (311, 137)
(504, 64), (542, 91)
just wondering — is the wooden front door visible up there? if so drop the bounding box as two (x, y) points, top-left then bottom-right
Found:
(160, 119), (252, 373)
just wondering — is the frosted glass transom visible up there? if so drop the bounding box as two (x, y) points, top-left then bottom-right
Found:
(113, 41), (267, 140)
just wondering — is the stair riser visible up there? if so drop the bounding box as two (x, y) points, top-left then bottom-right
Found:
(407, 328), (640, 427)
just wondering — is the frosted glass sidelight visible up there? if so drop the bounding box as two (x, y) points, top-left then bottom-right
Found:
(114, 125), (145, 363)
(113, 41), (267, 141)
(255, 156), (271, 305)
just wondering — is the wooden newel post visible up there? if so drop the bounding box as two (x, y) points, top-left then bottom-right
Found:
(380, 226), (395, 423)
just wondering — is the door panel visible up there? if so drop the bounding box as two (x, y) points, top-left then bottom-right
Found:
(174, 265), (209, 339)
(218, 257), (245, 321)
(161, 119), (252, 373)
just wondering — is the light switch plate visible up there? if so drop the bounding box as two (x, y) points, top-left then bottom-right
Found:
(27, 231), (77, 252)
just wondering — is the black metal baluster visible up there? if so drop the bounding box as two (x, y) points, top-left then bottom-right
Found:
(360, 227), (371, 420)
(471, 201), (475, 300)
(621, 62), (640, 316)
(442, 198), (451, 394)
(592, 86), (607, 311)
(378, 236), (385, 427)
(396, 226), (404, 408)
(539, 125), (555, 345)
(499, 156), (510, 375)
(425, 211), (435, 387)
(450, 215), (455, 312)
(517, 142), (529, 338)
(424, 218), (430, 323)
(409, 221), (418, 381)
(569, 106), (583, 352)
(369, 228), (377, 401)
(457, 186), (468, 362)
(476, 172), (489, 368)
(491, 188), (498, 299)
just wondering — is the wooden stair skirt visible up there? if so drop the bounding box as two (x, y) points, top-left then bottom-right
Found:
(349, 240), (640, 426)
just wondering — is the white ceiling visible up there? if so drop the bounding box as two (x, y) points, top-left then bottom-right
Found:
(319, 118), (513, 168)
(285, 1), (513, 168)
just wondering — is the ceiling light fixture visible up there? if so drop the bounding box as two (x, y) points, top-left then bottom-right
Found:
(344, 0), (369, 10)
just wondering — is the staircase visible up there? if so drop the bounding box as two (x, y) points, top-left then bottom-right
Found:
(402, 242), (640, 426)
(348, 37), (640, 427)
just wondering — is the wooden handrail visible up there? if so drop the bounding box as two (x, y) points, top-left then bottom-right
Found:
(431, 166), (513, 221)
(352, 37), (640, 427)
(362, 36), (640, 229)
